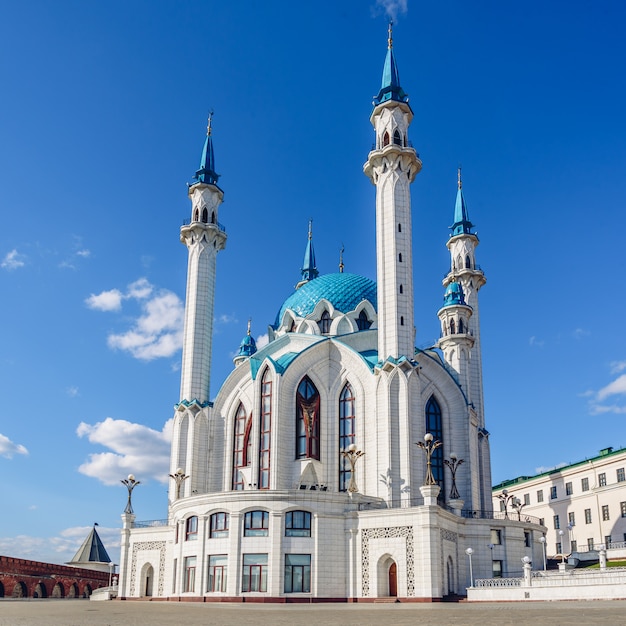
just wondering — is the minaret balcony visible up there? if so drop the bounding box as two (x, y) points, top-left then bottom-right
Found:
(182, 217), (226, 233)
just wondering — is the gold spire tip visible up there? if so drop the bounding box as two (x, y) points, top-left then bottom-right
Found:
(457, 166), (462, 189)
(308, 219), (313, 240)
(207, 110), (214, 136)
(339, 244), (345, 273)
(388, 20), (393, 49)
(247, 318), (252, 335)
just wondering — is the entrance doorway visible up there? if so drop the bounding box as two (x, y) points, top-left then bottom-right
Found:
(388, 562), (397, 597)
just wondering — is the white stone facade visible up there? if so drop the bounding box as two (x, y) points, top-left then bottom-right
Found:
(118, 36), (542, 602)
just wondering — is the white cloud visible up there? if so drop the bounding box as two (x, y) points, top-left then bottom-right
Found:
(127, 278), (153, 300)
(610, 360), (626, 374)
(0, 433), (28, 458)
(67, 386), (79, 397)
(256, 333), (269, 349)
(0, 526), (120, 565)
(76, 249), (91, 258)
(585, 365), (626, 414)
(107, 291), (184, 360)
(85, 289), (124, 312)
(374, 0), (408, 21)
(597, 374), (626, 402)
(217, 313), (238, 325)
(1, 249), (25, 270)
(535, 462), (567, 474)
(77, 417), (172, 485)
(572, 328), (590, 339)
(529, 336), (545, 348)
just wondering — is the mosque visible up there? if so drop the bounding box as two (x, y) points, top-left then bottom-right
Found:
(117, 28), (544, 601)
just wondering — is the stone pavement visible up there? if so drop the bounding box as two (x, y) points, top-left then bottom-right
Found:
(1, 599), (625, 626)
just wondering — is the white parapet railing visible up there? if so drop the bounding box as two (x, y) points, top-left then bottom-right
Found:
(475, 577), (522, 588)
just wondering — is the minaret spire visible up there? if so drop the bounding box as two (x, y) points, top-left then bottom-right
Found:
(364, 26), (421, 362)
(297, 220), (319, 288)
(339, 244), (345, 273)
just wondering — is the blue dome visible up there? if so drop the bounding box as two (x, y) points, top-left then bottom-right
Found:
(237, 332), (257, 358)
(442, 281), (467, 307)
(274, 273), (377, 328)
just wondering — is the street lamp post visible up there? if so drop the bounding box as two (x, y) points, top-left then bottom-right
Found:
(169, 467), (189, 500)
(465, 547), (474, 587)
(120, 474), (140, 514)
(443, 453), (464, 499)
(340, 444), (365, 493)
(539, 536), (547, 571)
(558, 529), (566, 563)
(416, 433), (442, 486)
(511, 497), (527, 521)
(496, 489), (515, 519)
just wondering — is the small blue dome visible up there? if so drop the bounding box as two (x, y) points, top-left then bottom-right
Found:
(237, 331), (257, 358)
(442, 281), (467, 307)
(274, 273), (377, 328)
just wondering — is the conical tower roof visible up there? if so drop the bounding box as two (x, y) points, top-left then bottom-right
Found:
(67, 525), (111, 566)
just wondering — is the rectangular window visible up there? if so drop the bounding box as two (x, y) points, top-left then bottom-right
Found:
(550, 486), (557, 500)
(242, 554), (268, 592)
(602, 504), (610, 521)
(605, 535), (612, 548)
(523, 493), (530, 506)
(492, 560), (503, 578)
(258, 373), (272, 489)
(285, 510), (312, 537)
(565, 482), (573, 496)
(581, 477), (589, 492)
(587, 537), (594, 550)
(499, 500), (506, 512)
(621, 501), (626, 518)
(571, 539), (577, 552)
(556, 542), (562, 555)
(618, 468), (625, 483)
(284, 554), (311, 593)
(186, 516), (198, 541)
(172, 559), (177, 594)
(208, 555), (227, 592)
(210, 512), (229, 538)
(184, 556), (196, 593)
(490, 529), (502, 545)
(599, 473), (607, 487)
(553, 515), (560, 529)
(536, 489), (544, 503)
(585, 508), (592, 524)
(244, 510), (269, 537)
(539, 518), (545, 527)
(568, 512), (575, 526)
(524, 531), (531, 548)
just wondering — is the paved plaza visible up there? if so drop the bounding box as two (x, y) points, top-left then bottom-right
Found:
(0, 600), (625, 626)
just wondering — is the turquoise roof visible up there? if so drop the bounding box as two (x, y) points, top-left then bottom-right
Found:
(451, 176), (473, 236)
(442, 281), (468, 307)
(274, 273), (377, 328)
(193, 116), (220, 186)
(373, 27), (409, 106)
(237, 330), (257, 358)
(301, 222), (318, 283)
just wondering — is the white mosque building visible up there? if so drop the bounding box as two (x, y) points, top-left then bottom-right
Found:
(118, 29), (544, 602)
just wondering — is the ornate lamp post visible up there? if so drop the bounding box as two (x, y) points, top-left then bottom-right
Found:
(416, 433), (442, 486)
(443, 453), (464, 499)
(496, 489), (515, 519)
(121, 474), (140, 514)
(169, 467), (189, 500)
(511, 496), (527, 521)
(340, 444), (365, 493)
(539, 536), (547, 571)
(558, 529), (566, 563)
(465, 547), (474, 587)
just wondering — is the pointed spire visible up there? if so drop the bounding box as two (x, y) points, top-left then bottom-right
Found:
(299, 219), (319, 285)
(451, 167), (474, 236)
(339, 244), (345, 273)
(193, 111), (220, 186)
(235, 319), (257, 361)
(374, 21), (409, 106)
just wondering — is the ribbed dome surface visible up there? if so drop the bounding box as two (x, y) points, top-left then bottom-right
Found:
(275, 273), (377, 328)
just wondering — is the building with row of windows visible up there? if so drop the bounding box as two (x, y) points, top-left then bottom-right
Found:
(117, 27), (543, 601)
(493, 447), (626, 560)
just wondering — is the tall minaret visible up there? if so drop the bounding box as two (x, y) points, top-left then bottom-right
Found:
(364, 23), (422, 362)
(179, 113), (227, 404)
(169, 114), (227, 501)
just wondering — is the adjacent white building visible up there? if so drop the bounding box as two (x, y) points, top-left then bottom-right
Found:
(117, 28), (543, 602)
(493, 447), (626, 561)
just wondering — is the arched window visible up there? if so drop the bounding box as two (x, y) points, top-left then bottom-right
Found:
(202, 207), (208, 223)
(356, 310), (371, 330)
(398, 253), (403, 262)
(244, 510), (269, 536)
(400, 316), (404, 326)
(339, 383), (356, 492)
(450, 319), (456, 334)
(211, 211), (216, 224)
(209, 512), (229, 538)
(457, 255), (463, 271)
(318, 310), (331, 334)
(285, 510), (312, 536)
(232, 403), (251, 490)
(259, 370), (272, 489)
(399, 284), (403, 294)
(193, 209), (199, 222)
(383, 131), (390, 146)
(465, 255), (471, 269)
(393, 129), (402, 145)
(398, 223), (402, 232)
(458, 319), (464, 334)
(425, 396), (444, 493)
(185, 515), (198, 541)
(296, 376), (320, 460)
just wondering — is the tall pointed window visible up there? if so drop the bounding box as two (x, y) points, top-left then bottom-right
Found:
(465, 255), (471, 269)
(450, 319), (456, 335)
(356, 310), (372, 331)
(393, 129), (402, 145)
(339, 383), (356, 491)
(232, 403), (252, 490)
(296, 377), (320, 460)
(425, 396), (444, 493)
(202, 207), (208, 223)
(318, 310), (331, 334)
(259, 370), (272, 489)
(383, 131), (390, 147)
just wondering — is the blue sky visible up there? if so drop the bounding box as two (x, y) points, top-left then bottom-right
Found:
(1, 0), (626, 565)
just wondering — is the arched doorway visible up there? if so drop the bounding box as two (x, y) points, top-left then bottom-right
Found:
(141, 563), (154, 597)
(33, 582), (47, 598)
(0, 581), (4, 598)
(51, 582), (65, 598)
(446, 557), (455, 596)
(12, 582), (27, 598)
(388, 562), (398, 597)
(68, 583), (78, 598)
(83, 583), (92, 598)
